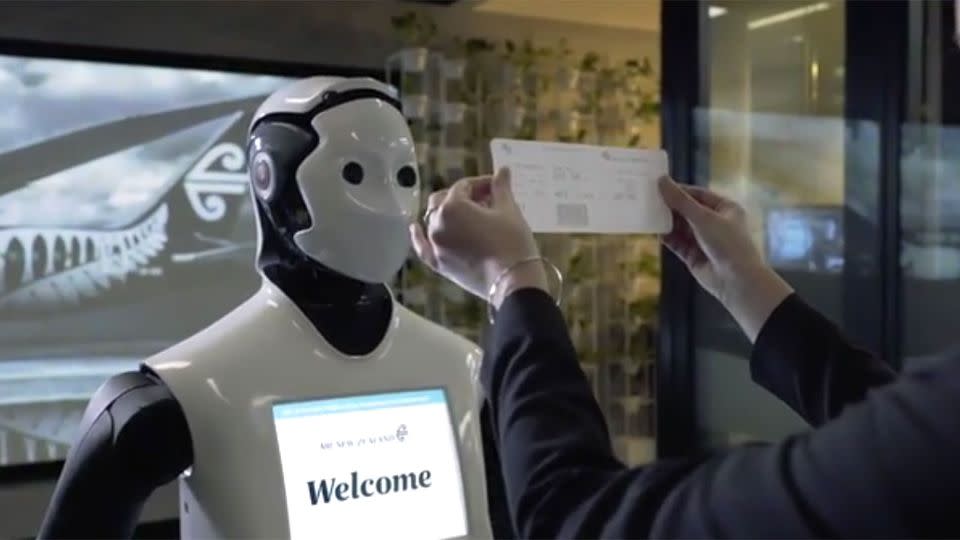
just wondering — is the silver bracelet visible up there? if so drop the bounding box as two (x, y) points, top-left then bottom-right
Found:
(486, 255), (564, 324)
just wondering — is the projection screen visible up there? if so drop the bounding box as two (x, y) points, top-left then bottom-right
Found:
(0, 51), (303, 467)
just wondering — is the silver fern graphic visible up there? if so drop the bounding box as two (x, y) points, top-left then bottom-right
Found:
(0, 203), (169, 308)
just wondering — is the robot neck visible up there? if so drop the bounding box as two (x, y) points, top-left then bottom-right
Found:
(263, 259), (386, 306)
(256, 235), (393, 357)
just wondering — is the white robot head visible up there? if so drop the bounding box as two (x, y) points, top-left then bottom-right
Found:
(247, 77), (420, 283)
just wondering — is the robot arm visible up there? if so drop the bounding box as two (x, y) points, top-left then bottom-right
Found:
(37, 369), (193, 539)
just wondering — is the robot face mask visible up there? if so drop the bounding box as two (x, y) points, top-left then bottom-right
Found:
(249, 78), (420, 284)
(294, 100), (419, 283)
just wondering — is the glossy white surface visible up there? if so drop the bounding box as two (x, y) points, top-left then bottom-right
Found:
(293, 98), (419, 283)
(145, 281), (491, 539)
(251, 76), (419, 284)
(250, 77), (398, 128)
(144, 77), (486, 538)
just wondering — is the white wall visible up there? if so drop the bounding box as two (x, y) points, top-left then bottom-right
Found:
(0, 2), (660, 537)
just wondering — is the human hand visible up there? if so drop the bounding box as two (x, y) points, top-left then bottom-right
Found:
(409, 168), (548, 309)
(658, 177), (793, 342)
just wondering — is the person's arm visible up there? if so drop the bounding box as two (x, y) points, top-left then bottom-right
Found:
(483, 288), (956, 539)
(749, 293), (897, 426)
(480, 401), (518, 539)
(654, 179), (895, 424)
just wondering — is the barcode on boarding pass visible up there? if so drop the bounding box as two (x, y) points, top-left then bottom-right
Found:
(556, 203), (590, 227)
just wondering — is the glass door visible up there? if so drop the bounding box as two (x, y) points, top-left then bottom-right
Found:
(659, 0), (909, 455)
(900, 0), (960, 360)
(694, 0), (849, 448)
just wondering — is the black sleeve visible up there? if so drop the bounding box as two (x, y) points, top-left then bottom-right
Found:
(37, 370), (193, 539)
(480, 401), (517, 539)
(750, 294), (897, 426)
(482, 288), (958, 538)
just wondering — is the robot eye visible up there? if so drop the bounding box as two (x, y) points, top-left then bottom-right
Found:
(253, 160), (271, 190)
(397, 165), (417, 188)
(250, 152), (276, 200)
(342, 162), (364, 185)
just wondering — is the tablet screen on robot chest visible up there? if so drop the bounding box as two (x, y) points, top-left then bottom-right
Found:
(272, 388), (469, 539)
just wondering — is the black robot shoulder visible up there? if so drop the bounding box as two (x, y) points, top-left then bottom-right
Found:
(36, 370), (193, 538)
(45, 370), (191, 499)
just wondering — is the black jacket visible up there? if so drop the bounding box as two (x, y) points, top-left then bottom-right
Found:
(482, 288), (959, 538)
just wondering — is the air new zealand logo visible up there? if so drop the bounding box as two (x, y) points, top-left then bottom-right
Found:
(319, 424), (410, 451)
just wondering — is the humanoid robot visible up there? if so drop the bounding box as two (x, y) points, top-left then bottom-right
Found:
(38, 76), (512, 539)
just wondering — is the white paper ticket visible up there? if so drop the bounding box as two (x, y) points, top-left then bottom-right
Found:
(490, 138), (672, 234)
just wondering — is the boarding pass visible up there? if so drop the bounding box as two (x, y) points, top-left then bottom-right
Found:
(490, 138), (672, 234)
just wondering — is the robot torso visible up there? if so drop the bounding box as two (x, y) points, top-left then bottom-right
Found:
(145, 281), (492, 539)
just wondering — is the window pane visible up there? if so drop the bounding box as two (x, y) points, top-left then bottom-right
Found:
(693, 0), (847, 447)
(901, 0), (960, 360)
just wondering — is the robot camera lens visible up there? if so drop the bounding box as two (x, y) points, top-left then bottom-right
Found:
(342, 162), (364, 185)
(251, 152), (276, 200)
(397, 165), (417, 188)
(253, 160), (271, 190)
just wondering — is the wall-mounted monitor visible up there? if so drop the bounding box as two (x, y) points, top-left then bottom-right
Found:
(0, 48), (365, 469)
(764, 206), (844, 273)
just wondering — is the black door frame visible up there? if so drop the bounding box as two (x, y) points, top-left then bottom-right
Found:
(842, 1), (907, 369)
(657, 0), (703, 459)
(657, 0), (908, 457)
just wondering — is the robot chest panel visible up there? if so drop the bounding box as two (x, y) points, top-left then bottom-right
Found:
(177, 328), (485, 538)
(214, 329), (475, 398)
